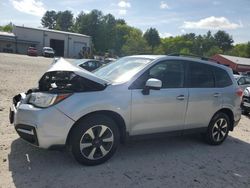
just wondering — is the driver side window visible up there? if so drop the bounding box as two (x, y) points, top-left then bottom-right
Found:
(149, 61), (184, 88)
(130, 60), (185, 89)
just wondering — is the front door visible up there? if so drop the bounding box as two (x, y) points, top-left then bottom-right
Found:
(130, 60), (188, 135)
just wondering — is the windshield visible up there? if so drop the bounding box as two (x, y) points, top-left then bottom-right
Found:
(93, 57), (152, 83)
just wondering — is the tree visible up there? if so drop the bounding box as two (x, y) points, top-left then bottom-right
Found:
(206, 46), (223, 57)
(0, 22), (13, 32)
(214, 30), (234, 52)
(121, 28), (150, 55)
(41, 10), (57, 29)
(114, 24), (133, 55)
(143, 28), (161, 53)
(74, 10), (104, 52)
(101, 14), (116, 51)
(56, 11), (74, 31)
(115, 19), (126, 25)
(246, 42), (250, 58)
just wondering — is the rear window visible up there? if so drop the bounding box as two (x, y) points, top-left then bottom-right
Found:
(188, 62), (214, 88)
(213, 67), (232, 87)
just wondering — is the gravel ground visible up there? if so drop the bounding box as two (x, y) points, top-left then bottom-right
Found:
(0, 53), (250, 188)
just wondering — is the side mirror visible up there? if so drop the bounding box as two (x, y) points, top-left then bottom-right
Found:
(142, 78), (162, 95)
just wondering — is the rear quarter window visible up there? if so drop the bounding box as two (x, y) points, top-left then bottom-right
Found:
(188, 62), (215, 88)
(213, 67), (232, 87)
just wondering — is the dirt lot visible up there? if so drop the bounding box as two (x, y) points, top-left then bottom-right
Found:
(0, 53), (250, 188)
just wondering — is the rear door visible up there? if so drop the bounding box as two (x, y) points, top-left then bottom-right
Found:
(130, 60), (188, 135)
(185, 62), (222, 129)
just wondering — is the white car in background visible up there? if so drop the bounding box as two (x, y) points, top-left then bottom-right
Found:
(42, 47), (55, 57)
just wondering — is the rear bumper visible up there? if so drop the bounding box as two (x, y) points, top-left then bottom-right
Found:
(43, 52), (54, 57)
(234, 119), (240, 127)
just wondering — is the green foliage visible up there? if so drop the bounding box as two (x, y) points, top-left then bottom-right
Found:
(56, 11), (74, 31)
(121, 29), (150, 55)
(214, 30), (233, 52)
(41, 10), (57, 29)
(143, 28), (160, 53)
(41, 10), (73, 31)
(0, 22), (13, 32)
(114, 24), (134, 55)
(226, 42), (250, 58)
(205, 46), (223, 57)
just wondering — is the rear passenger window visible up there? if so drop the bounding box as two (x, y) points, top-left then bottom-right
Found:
(188, 63), (214, 88)
(214, 67), (232, 87)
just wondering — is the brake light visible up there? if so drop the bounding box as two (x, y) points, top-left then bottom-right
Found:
(236, 88), (243, 97)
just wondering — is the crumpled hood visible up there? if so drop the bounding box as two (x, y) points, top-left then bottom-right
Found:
(47, 58), (109, 86)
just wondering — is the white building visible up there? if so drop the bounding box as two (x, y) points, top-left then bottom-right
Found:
(0, 25), (92, 58)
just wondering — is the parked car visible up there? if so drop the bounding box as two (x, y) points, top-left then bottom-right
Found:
(72, 59), (104, 72)
(241, 87), (250, 115)
(234, 74), (250, 90)
(241, 71), (250, 77)
(42, 47), (55, 57)
(27, 47), (38, 56)
(10, 55), (242, 166)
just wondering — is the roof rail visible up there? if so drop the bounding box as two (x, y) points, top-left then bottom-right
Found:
(168, 53), (219, 64)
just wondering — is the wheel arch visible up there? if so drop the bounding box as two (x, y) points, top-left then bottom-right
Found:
(213, 108), (234, 131)
(66, 110), (127, 146)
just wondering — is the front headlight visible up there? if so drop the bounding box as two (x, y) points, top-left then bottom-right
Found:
(28, 92), (71, 108)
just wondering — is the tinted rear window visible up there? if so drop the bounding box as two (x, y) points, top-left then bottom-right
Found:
(214, 67), (232, 87)
(188, 62), (214, 88)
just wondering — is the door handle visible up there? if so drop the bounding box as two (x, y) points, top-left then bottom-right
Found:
(213, 93), (221, 97)
(176, 95), (185, 100)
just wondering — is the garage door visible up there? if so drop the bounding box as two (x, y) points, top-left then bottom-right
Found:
(73, 42), (86, 58)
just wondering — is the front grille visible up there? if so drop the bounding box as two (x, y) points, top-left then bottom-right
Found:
(15, 124), (39, 146)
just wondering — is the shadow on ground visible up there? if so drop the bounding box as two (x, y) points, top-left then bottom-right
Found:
(8, 134), (250, 188)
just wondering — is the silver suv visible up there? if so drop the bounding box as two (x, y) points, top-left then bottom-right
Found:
(10, 55), (242, 165)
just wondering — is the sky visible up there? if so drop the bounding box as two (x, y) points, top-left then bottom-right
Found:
(0, 0), (249, 43)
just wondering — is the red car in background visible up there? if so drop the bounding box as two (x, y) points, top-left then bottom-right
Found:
(27, 47), (38, 56)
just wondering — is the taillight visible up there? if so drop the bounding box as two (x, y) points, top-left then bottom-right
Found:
(236, 88), (243, 97)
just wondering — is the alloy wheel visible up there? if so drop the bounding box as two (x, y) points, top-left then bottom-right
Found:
(211, 118), (228, 142)
(79, 125), (114, 160)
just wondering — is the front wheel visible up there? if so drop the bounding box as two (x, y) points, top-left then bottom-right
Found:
(70, 115), (119, 166)
(205, 113), (230, 145)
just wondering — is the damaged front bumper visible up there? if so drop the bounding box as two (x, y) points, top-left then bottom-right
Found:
(9, 92), (75, 149)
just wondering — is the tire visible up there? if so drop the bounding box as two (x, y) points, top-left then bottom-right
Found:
(70, 114), (120, 166)
(205, 112), (230, 145)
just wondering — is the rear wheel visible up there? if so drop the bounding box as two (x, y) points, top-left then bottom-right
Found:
(70, 114), (119, 166)
(205, 113), (230, 145)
